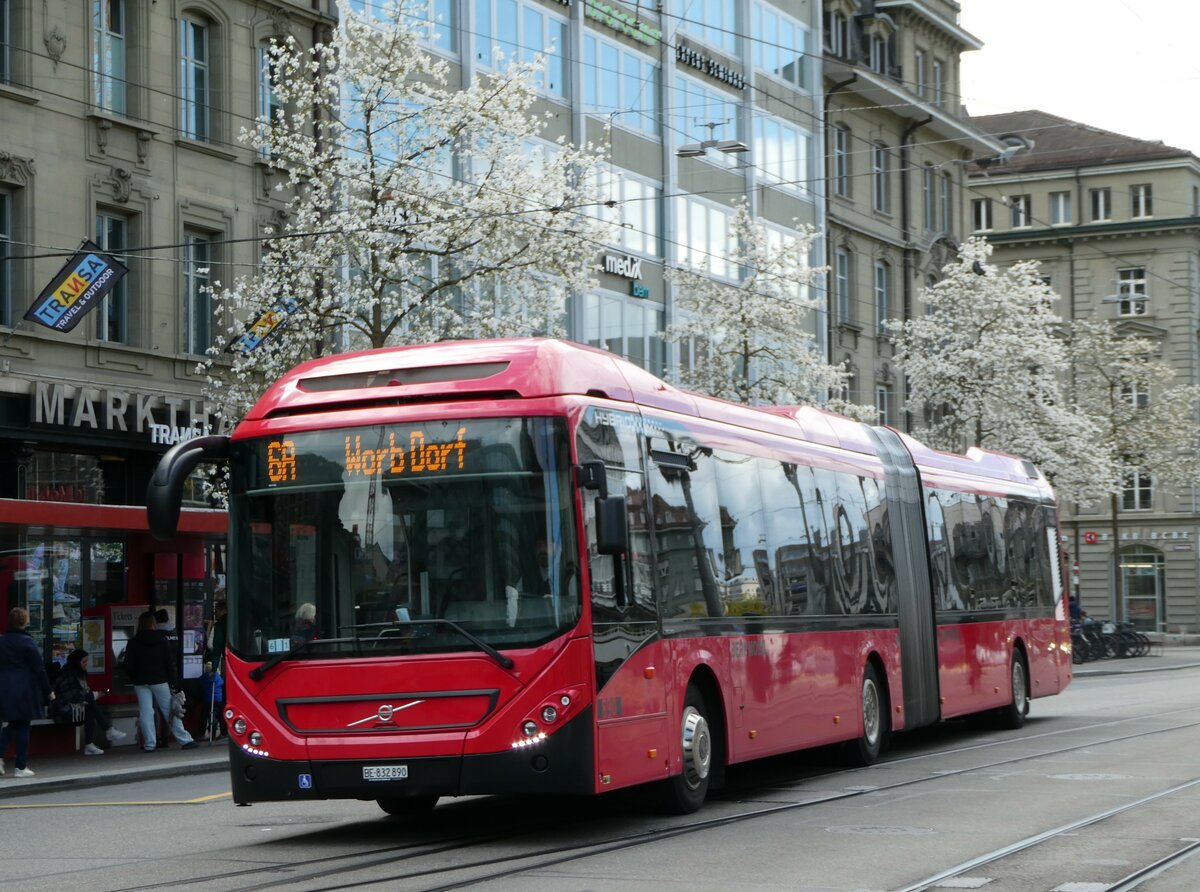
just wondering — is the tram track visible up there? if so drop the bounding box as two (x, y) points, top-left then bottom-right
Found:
(163, 712), (1200, 892)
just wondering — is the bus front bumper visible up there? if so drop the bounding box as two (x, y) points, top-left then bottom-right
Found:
(229, 707), (595, 803)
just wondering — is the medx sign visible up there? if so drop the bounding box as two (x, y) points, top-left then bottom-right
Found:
(603, 253), (642, 279)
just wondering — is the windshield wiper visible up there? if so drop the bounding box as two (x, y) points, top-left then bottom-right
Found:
(382, 618), (515, 670)
(248, 636), (360, 681)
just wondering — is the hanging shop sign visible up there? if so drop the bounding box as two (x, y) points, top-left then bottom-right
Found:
(28, 380), (230, 445)
(227, 296), (300, 355)
(585, 0), (661, 46)
(24, 240), (130, 332)
(1081, 529), (1192, 544)
(675, 44), (746, 90)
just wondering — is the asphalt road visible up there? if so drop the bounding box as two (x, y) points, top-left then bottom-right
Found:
(3, 663), (1199, 892)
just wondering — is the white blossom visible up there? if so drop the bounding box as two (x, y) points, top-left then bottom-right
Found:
(199, 0), (611, 422)
(664, 199), (869, 417)
(892, 238), (1107, 502)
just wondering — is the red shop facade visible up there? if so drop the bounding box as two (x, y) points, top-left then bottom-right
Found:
(0, 375), (228, 735)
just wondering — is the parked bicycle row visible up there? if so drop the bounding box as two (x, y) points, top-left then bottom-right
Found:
(1071, 618), (1154, 663)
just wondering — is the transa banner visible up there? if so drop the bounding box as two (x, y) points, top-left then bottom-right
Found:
(228, 296), (300, 355)
(25, 240), (129, 332)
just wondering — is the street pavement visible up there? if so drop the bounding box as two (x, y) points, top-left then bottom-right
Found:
(3, 645), (1199, 802)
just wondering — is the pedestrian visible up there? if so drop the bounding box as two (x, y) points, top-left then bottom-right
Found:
(0, 606), (54, 777)
(51, 648), (127, 755)
(122, 611), (197, 752)
(199, 661), (225, 741)
(205, 600), (227, 670)
(291, 602), (317, 648)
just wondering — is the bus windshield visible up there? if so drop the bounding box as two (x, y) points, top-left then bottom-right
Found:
(228, 417), (580, 661)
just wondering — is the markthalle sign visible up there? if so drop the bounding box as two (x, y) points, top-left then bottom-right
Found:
(24, 239), (129, 332)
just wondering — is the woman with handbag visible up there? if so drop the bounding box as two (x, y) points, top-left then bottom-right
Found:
(0, 607), (53, 777)
(52, 649), (127, 755)
(122, 611), (197, 752)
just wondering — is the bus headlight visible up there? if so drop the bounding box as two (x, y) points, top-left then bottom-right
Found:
(249, 731), (264, 747)
(541, 706), (558, 724)
(233, 718), (247, 736)
(522, 720), (538, 737)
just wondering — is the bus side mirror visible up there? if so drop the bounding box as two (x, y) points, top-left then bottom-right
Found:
(147, 435), (231, 540)
(595, 496), (627, 556)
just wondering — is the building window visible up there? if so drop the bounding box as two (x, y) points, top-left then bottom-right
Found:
(674, 195), (734, 278)
(1122, 380), (1149, 409)
(1193, 185), (1199, 216)
(1090, 187), (1111, 222)
(871, 144), (889, 213)
(752, 3), (809, 91)
(1117, 266), (1147, 316)
(583, 35), (658, 136)
(589, 166), (661, 257)
(913, 49), (925, 98)
(93, 0), (126, 114)
(832, 126), (850, 196)
(183, 230), (214, 355)
(1122, 468), (1152, 511)
(873, 260), (890, 332)
(1131, 184), (1152, 218)
(922, 165), (935, 230)
(972, 198), (993, 232)
(939, 172), (951, 231)
(350, 0), (456, 52)
(875, 385), (892, 426)
(95, 213), (128, 343)
(931, 59), (944, 107)
(674, 76), (741, 169)
(256, 43), (283, 157)
(827, 10), (849, 58)
(180, 15), (209, 140)
(476, 0), (566, 98)
(677, 0), (737, 54)
(834, 248), (851, 323)
(0, 189), (10, 326)
(0, 0), (10, 84)
(1050, 190), (1072, 225)
(583, 291), (665, 375)
(753, 115), (811, 197)
(1009, 194), (1031, 228)
(868, 34), (888, 74)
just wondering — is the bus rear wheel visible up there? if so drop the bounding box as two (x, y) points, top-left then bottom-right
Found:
(847, 663), (887, 766)
(659, 685), (713, 814)
(377, 795), (439, 818)
(996, 652), (1029, 730)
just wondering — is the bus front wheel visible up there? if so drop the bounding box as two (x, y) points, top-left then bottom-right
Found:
(377, 795), (439, 818)
(659, 685), (713, 814)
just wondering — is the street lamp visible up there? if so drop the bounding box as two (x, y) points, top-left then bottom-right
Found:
(677, 120), (749, 158)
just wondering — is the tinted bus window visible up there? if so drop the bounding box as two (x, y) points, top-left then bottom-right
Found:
(713, 450), (766, 616)
(762, 461), (813, 615)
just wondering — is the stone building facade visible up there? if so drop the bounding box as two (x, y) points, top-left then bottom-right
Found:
(968, 109), (1200, 633)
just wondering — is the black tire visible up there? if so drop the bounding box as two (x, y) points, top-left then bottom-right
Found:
(659, 685), (714, 814)
(377, 795), (439, 817)
(996, 651), (1029, 730)
(846, 663), (888, 766)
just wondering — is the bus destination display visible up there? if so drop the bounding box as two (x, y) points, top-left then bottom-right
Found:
(264, 426), (470, 485)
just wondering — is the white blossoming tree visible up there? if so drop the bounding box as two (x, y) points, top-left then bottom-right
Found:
(664, 200), (870, 417)
(200, 1), (610, 422)
(892, 238), (1108, 503)
(1066, 319), (1200, 620)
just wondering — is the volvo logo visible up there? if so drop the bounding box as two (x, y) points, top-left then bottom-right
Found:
(347, 699), (426, 728)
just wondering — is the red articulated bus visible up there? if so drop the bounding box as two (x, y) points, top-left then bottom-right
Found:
(148, 338), (1072, 816)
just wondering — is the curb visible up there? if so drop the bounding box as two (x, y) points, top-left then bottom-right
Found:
(1073, 660), (1200, 679)
(0, 756), (228, 801)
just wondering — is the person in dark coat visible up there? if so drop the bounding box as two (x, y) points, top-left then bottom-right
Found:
(122, 611), (196, 752)
(52, 648), (127, 755)
(0, 607), (53, 777)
